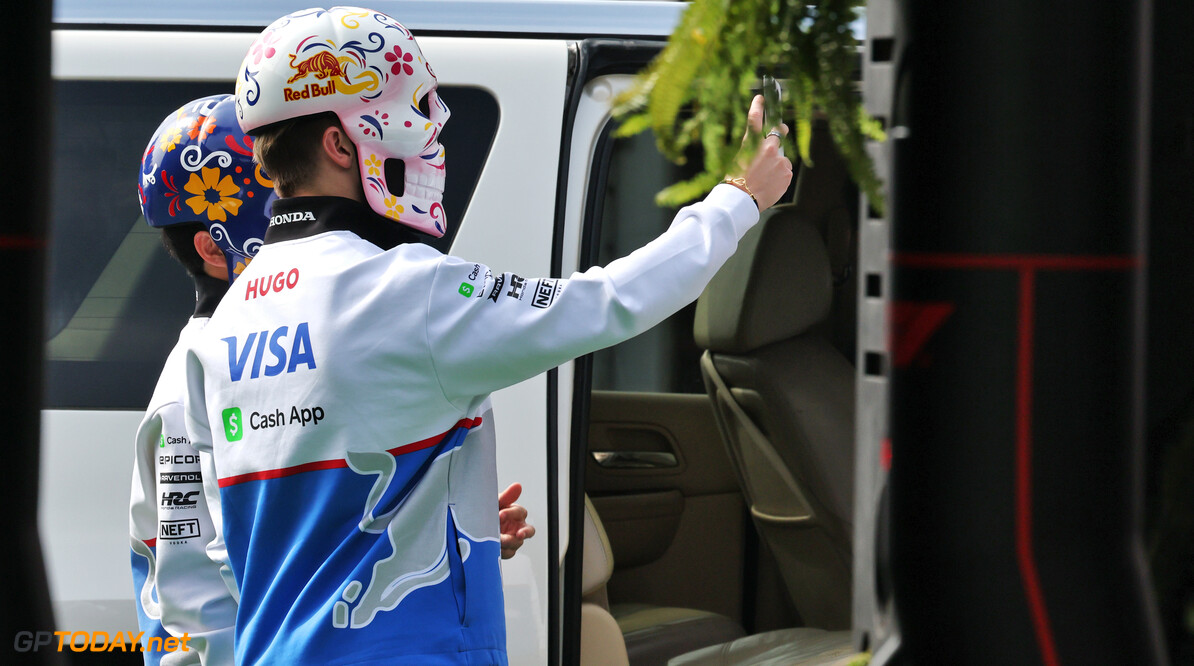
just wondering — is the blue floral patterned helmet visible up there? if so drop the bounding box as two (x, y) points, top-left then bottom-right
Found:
(139, 94), (276, 281)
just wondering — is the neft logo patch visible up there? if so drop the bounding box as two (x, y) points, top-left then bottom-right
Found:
(223, 407), (244, 442)
(161, 519), (201, 540)
(532, 279), (560, 308)
(223, 322), (316, 381)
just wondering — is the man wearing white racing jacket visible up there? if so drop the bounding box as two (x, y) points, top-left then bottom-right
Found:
(130, 94), (273, 665)
(133, 93), (535, 665)
(182, 7), (792, 665)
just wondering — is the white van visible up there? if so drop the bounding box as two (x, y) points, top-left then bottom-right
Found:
(42, 2), (866, 664)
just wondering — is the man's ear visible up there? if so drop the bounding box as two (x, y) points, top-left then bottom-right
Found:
(321, 125), (357, 170)
(193, 230), (226, 274)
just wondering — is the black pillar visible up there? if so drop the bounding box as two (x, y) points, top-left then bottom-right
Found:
(886, 1), (1166, 664)
(0, 2), (62, 665)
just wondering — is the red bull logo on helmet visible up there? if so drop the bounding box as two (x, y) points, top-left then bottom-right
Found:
(283, 49), (379, 101)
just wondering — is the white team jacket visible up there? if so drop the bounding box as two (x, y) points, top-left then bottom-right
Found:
(183, 185), (758, 665)
(129, 275), (237, 665)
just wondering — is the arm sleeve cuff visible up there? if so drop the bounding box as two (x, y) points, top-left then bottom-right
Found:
(706, 183), (761, 239)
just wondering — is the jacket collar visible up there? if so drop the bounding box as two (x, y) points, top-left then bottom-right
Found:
(264, 196), (424, 251)
(193, 273), (228, 318)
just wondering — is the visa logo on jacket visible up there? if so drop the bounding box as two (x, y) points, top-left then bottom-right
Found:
(223, 322), (317, 381)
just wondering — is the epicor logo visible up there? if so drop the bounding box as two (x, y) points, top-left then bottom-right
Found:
(223, 322), (316, 382)
(223, 407), (244, 442)
(159, 454), (199, 465)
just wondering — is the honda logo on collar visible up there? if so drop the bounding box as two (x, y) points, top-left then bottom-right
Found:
(269, 211), (316, 226)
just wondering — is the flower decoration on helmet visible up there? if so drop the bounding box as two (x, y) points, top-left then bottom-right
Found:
(235, 7), (451, 237)
(140, 94), (276, 281)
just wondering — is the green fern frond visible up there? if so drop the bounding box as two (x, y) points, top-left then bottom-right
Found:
(612, 112), (653, 139)
(655, 171), (724, 207)
(612, 0), (885, 212)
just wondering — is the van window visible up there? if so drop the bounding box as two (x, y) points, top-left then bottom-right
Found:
(590, 130), (705, 394)
(44, 81), (499, 409)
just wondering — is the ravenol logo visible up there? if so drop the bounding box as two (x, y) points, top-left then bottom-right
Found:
(222, 407), (244, 442)
(458, 282), (474, 297)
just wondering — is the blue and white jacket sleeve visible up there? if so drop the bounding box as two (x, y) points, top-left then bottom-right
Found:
(425, 184), (758, 403)
(130, 401), (236, 664)
(129, 409), (176, 666)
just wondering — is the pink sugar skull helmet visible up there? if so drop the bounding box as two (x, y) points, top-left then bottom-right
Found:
(235, 7), (450, 236)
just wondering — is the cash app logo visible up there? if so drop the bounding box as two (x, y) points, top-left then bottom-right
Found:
(222, 407), (244, 442)
(458, 282), (474, 297)
(159, 434), (166, 448)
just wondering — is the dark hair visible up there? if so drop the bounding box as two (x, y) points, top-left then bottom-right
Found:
(250, 111), (343, 197)
(159, 222), (208, 276)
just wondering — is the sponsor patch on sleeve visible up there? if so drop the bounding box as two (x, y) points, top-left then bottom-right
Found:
(531, 279), (560, 308)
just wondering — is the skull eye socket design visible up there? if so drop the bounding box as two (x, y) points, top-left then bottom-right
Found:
(416, 91), (432, 119)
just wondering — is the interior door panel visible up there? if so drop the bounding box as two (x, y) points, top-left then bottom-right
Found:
(586, 391), (746, 622)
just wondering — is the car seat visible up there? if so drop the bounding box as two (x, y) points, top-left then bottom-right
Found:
(692, 203), (855, 630)
(581, 495), (746, 665)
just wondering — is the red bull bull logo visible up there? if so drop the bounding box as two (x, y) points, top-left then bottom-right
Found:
(287, 51), (346, 84)
(283, 50), (379, 101)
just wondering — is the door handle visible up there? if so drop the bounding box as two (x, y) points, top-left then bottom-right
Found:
(591, 451), (677, 469)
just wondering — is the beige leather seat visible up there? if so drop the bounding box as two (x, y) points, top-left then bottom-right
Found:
(667, 627), (855, 666)
(692, 205), (855, 630)
(581, 496), (746, 666)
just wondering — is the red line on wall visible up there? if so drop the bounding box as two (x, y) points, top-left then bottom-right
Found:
(0, 235), (45, 250)
(1014, 269), (1060, 666)
(892, 252), (1137, 272)
(889, 251), (1134, 665)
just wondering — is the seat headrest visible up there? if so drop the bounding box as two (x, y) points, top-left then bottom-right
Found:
(694, 206), (833, 354)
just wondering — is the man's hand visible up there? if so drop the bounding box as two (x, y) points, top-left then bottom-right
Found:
(729, 94), (794, 212)
(498, 482), (536, 560)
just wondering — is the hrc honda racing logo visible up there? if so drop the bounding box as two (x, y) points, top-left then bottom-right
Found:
(161, 491), (199, 509)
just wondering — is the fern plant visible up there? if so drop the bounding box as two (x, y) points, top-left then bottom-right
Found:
(613, 0), (885, 213)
